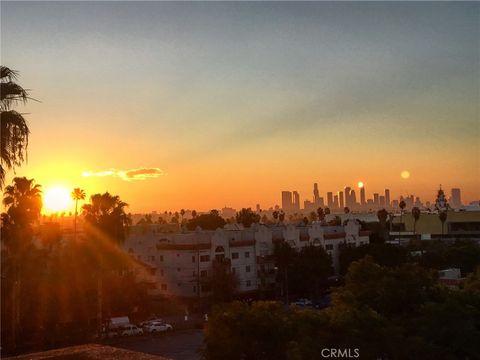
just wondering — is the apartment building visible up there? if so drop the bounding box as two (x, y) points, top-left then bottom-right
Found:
(124, 220), (370, 298)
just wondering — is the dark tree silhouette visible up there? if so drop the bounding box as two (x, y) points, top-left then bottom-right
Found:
(71, 188), (86, 241)
(412, 207), (421, 236)
(0, 67), (33, 187)
(187, 210), (226, 230)
(236, 208), (260, 228)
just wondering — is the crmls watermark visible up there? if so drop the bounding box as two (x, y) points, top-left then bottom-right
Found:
(320, 348), (360, 358)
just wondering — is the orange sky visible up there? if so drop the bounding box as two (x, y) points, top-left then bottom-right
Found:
(2, 2), (479, 213)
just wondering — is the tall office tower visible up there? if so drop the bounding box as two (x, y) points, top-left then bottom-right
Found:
(373, 193), (379, 206)
(451, 188), (462, 208)
(333, 194), (339, 209)
(344, 187), (352, 207)
(327, 192), (333, 208)
(319, 197), (325, 208)
(350, 190), (357, 206)
(385, 189), (391, 208)
(313, 183), (320, 205)
(379, 196), (385, 207)
(293, 191), (300, 210)
(339, 191), (345, 209)
(281, 191), (293, 212)
(360, 186), (366, 206)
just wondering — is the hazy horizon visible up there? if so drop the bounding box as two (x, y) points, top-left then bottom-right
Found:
(2, 1), (479, 212)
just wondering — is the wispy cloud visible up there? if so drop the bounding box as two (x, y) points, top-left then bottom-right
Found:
(82, 168), (166, 181)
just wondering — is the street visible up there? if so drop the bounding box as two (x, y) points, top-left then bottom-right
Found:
(108, 330), (204, 360)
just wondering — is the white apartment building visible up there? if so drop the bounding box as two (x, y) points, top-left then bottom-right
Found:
(124, 220), (370, 298)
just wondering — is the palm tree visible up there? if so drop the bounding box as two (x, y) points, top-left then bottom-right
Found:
(439, 211), (448, 240)
(71, 188), (86, 241)
(399, 200), (406, 240)
(82, 192), (129, 244)
(82, 192), (129, 335)
(412, 207), (421, 238)
(1, 67), (33, 188)
(1, 177), (41, 350)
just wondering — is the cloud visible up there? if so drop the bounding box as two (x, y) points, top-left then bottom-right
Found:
(82, 167), (166, 181)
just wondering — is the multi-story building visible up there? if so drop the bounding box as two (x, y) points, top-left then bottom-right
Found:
(451, 188), (462, 208)
(385, 189), (391, 208)
(124, 221), (370, 299)
(293, 191), (300, 211)
(282, 191), (293, 212)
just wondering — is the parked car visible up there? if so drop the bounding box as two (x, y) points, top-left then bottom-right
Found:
(291, 298), (313, 307)
(139, 318), (163, 327)
(143, 321), (173, 333)
(120, 325), (143, 336)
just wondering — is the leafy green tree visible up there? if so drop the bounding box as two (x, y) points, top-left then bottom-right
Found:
(187, 210), (226, 230)
(236, 208), (260, 228)
(203, 301), (293, 360)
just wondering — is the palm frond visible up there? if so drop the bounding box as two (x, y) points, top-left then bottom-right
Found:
(0, 66), (19, 81)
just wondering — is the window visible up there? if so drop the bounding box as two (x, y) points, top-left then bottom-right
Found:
(150, 256), (155, 261)
(128, 248), (134, 253)
(245, 252), (250, 258)
(246, 266), (251, 273)
(326, 244), (333, 251)
(161, 284), (167, 291)
(232, 252), (239, 259)
(231, 267), (236, 274)
(177, 283), (181, 287)
(193, 271), (196, 276)
(160, 269), (164, 276)
(193, 286), (197, 293)
(201, 270), (208, 277)
(200, 255), (210, 262)
(201, 285), (211, 292)
(176, 253), (180, 257)
(160, 255), (164, 262)
(192, 255), (196, 263)
(246, 280), (251, 287)
(177, 268), (181, 272)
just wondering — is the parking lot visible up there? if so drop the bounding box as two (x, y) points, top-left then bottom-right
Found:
(107, 329), (204, 360)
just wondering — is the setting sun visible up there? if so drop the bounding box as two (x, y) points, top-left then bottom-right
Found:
(43, 187), (73, 213)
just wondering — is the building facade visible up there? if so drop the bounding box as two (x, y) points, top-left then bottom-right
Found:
(123, 221), (370, 298)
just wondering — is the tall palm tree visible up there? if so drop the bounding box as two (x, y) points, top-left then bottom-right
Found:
(1, 66), (32, 188)
(412, 206), (421, 238)
(399, 200), (406, 240)
(1, 177), (41, 350)
(439, 211), (448, 241)
(71, 188), (86, 241)
(81, 192), (129, 335)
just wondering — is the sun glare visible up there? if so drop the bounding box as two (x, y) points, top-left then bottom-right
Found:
(401, 170), (411, 179)
(43, 187), (73, 213)
(357, 181), (364, 188)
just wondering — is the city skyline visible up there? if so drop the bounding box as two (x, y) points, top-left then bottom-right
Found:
(2, 2), (479, 212)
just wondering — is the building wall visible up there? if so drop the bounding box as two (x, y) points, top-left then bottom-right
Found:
(124, 221), (369, 298)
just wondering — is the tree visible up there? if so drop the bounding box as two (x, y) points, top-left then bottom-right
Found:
(82, 192), (130, 334)
(0, 67), (33, 188)
(273, 241), (295, 304)
(272, 210), (279, 223)
(235, 208), (260, 228)
(191, 209), (197, 218)
(278, 211), (285, 223)
(317, 207), (325, 223)
(343, 207), (350, 214)
(71, 188), (86, 241)
(186, 210), (226, 230)
(309, 211), (317, 222)
(290, 245), (332, 300)
(324, 207), (331, 215)
(439, 211), (447, 240)
(377, 209), (388, 243)
(207, 258), (239, 304)
(1, 177), (42, 350)
(412, 206), (421, 236)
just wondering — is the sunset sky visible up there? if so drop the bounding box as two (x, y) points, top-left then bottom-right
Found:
(2, 2), (479, 213)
